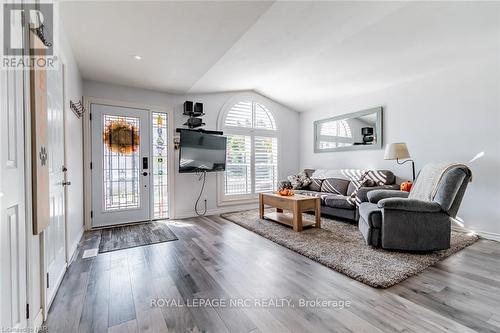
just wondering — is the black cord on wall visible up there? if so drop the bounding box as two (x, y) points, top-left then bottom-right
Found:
(195, 170), (207, 216)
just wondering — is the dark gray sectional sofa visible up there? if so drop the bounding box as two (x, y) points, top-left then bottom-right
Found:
(281, 169), (399, 221)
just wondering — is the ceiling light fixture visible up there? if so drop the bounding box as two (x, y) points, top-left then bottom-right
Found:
(134, 55), (142, 60)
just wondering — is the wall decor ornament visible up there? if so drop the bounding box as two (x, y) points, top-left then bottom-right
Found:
(39, 146), (48, 166)
(70, 99), (86, 118)
(30, 42), (50, 235)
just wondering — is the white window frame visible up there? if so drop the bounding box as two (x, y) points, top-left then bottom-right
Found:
(217, 94), (280, 206)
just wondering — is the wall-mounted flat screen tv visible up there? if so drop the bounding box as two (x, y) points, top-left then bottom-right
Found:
(179, 130), (227, 173)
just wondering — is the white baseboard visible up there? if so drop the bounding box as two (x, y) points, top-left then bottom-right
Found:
(68, 226), (84, 264)
(33, 308), (44, 332)
(452, 224), (500, 242)
(474, 230), (500, 242)
(173, 204), (258, 220)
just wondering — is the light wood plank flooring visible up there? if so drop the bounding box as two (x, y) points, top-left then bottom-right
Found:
(44, 215), (500, 332)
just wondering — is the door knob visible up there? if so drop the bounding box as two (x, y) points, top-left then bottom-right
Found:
(143, 172), (148, 176)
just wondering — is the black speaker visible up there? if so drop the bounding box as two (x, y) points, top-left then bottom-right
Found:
(183, 101), (194, 115)
(361, 127), (373, 135)
(194, 102), (203, 115)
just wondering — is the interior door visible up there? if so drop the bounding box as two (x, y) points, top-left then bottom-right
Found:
(91, 104), (151, 227)
(44, 59), (67, 308)
(0, 65), (27, 329)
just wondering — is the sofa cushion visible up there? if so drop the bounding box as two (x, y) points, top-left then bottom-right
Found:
(346, 170), (398, 206)
(323, 194), (355, 210)
(346, 182), (357, 196)
(346, 173), (376, 206)
(320, 178), (350, 195)
(347, 181), (376, 196)
(364, 170), (396, 186)
(298, 190), (330, 204)
(308, 178), (323, 192)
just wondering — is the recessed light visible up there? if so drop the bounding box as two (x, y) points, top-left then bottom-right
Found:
(134, 55), (142, 60)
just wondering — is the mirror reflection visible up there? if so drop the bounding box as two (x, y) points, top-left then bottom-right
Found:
(314, 107), (382, 152)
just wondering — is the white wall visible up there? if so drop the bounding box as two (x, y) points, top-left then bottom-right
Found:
(83, 80), (300, 218)
(300, 58), (500, 237)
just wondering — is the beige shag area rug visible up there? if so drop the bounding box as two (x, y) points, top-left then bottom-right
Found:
(221, 209), (478, 288)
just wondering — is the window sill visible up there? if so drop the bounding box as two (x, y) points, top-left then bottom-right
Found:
(217, 196), (259, 207)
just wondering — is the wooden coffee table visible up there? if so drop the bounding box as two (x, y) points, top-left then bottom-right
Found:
(259, 193), (321, 232)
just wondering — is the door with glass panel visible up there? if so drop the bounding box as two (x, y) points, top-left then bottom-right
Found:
(91, 104), (153, 227)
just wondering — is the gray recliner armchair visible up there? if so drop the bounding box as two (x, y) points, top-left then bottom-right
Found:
(358, 164), (472, 251)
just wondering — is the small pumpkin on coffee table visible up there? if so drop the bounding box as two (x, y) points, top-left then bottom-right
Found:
(277, 188), (294, 196)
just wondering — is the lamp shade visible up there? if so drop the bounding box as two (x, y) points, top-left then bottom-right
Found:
(384, 142), (410, 160)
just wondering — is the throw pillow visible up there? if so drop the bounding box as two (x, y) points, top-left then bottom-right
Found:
(309, 178), (323, 192)
(362, 170), (389, 186)
(346, 171), (374, 206)
(287, 170), (312, 189)
(320, 178), (350, 195)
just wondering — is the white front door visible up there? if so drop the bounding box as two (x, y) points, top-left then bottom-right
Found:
(0, 67), (27, 329)
(91, 104), (151, 227)
(45, 60), (67, 308)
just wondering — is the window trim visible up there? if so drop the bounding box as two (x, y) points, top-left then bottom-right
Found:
(217, 94), (280, 206)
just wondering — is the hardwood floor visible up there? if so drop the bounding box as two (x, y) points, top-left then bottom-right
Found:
(44, 215), (500, 332)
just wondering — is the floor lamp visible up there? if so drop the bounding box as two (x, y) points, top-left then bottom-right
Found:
(384, 142), (416, 181)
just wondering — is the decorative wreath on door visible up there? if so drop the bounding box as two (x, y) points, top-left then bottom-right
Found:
(103, 120), (140, 154)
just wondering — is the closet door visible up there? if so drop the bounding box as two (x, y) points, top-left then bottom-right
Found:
(0, 63), (27, 330)
(44, 60), (67, 308)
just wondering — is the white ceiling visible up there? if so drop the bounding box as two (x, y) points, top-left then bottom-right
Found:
(61, 1), (499, 111)
(59, 1), (273, 93)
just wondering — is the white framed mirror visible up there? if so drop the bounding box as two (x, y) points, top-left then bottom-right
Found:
(314, 106), (383, 153)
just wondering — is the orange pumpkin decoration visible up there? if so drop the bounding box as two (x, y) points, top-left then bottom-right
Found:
(400, 181), (413, 192)
(277, 188), (294, 196)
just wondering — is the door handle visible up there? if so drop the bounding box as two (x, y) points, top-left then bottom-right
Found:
(143, 172), (148, 176)
(62, 181), (71, 186)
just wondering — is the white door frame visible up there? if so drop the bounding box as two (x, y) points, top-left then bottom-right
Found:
(83, 97), (174, 230)
(22, 55), (42, 330)
(17, 8), (44, 329)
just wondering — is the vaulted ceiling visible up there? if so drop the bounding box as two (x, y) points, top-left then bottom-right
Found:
(61, 1), (499, 111)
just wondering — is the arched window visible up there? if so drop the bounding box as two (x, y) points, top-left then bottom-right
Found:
(220, 99), (278, 202)
(318, 119), (353, 149)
